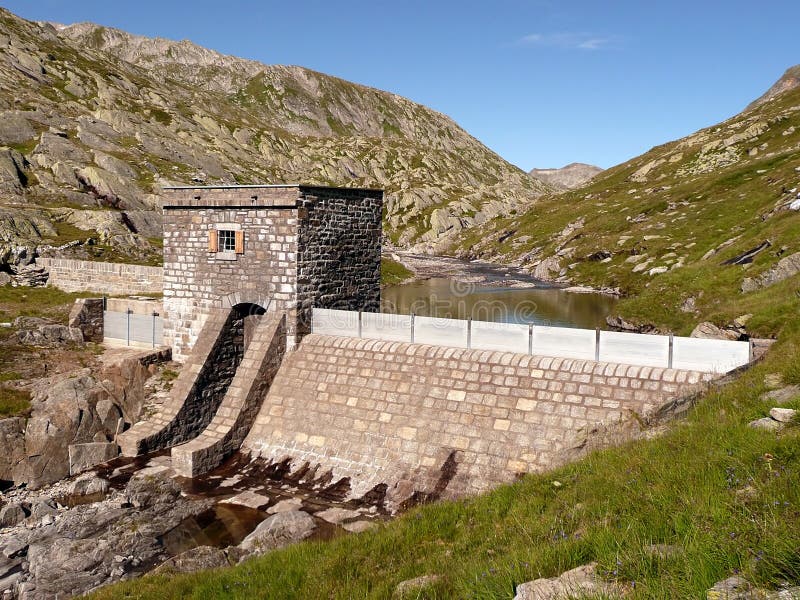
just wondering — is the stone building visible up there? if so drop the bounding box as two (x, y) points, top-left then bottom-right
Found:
(161, 184), (382, 360)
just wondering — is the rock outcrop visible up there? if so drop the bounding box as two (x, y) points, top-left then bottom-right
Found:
(741, 252), (800, 292)
(4, 347), (169, 489)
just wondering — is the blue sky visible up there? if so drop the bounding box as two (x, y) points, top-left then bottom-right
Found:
(4, 1), (799, 171)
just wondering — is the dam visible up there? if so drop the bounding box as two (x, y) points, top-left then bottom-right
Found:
(117, 185), (749, 510)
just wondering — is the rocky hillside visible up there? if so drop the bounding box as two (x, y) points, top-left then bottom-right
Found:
(457, 66), (800, 337)
(0, 8), (548, 272)
(529, 162), (603, 190)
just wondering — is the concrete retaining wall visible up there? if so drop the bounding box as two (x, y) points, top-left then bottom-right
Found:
(244, 335), (715, 509)
(36, 258), (163, 296)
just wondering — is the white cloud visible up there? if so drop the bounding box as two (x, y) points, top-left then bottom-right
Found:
(517, 32), (612, 50)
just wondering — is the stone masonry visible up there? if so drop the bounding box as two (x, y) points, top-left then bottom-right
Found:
(118, 307), (247, 456)
(36, 258), (163, 295)
(162, 185), (382, 360)
(171, 313), (286, 478)
(244, 335), (716, 509)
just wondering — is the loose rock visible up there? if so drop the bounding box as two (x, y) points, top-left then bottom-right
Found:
(393, 574), (442, 598)
(238, 510), (316, 555)
(769, 407), (797, 423)
(150, 546), (230, 576)
(513, 563), (619, 600)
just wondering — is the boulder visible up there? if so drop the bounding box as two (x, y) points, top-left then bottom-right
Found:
(68, 298), (104, 343)
(760, 385), (800, 404)
(0, 147), (28, 192)
(238, 510), (316, 554)
(0, 503), (27, 528)
(30, 498), (57, 518)
(768, 407), (797, 423)
(124, 472), (181, 508)
(266, 498), (303, 514)
(393, 574), (442, 598)
(66, 476), (110, 501)
(0, 417), (26, 483)
(748, 417), (781, 432)
(513, 563), (618, 600)
(705, 576), (755, 599)
(342, 520), (377, 533)
(533, 256), (561, 281)
(690, 322), (740, 341)
(150, 546), (230, 576)
(0, 112), (36, 145)
(68, 442), (119, 476)
(315, 507), (360, 525)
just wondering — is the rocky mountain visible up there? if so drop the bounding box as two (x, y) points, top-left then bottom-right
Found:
(456, 65), (800, 335)
(528, 162), (603, 190)
(747, 65), (800, 109)
(0, 8), (549, 271)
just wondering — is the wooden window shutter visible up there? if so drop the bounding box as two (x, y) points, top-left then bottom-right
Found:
(208, 230), (218, 252)
(234, 230), (244, 254)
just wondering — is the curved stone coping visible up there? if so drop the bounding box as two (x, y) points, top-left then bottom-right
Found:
(118, 308), (234, 456)
(172, 313), (287, 478)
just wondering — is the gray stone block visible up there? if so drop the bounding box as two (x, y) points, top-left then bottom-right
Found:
(68, 442), (119, 476)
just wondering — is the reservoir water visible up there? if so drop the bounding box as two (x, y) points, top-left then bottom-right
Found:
(380, 258), (617, 329)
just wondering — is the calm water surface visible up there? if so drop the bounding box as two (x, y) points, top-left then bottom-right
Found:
(382, 277), (617, 329)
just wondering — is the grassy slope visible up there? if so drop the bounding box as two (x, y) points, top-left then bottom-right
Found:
(91, 88), (800, 598)
(381, 256), (415, 286)
(456, 86), (800, 338)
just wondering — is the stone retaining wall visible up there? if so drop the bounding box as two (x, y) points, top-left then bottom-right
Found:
(244, 335), (716, 509)
(118, 307), (245, 456)
(36, 258), (163, 296)
(172, 313), (287, 478)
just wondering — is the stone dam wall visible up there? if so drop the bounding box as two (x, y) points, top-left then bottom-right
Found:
(243, 334), (716, 508)
(36, 258), (163, 296)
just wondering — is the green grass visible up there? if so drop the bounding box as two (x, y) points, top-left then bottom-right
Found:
(90, 321), (800, 599)
(381, 257), (415, 286)
(0, 285), (95, 323)
(0, 386), (31, 418)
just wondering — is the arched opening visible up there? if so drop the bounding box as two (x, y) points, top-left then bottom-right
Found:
(229, 302), (267, 362)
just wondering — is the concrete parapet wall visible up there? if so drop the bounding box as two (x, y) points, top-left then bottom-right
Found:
(36, 258), (163, 296)
(172, 313), (287, 477)
(244, 335), (715, 508)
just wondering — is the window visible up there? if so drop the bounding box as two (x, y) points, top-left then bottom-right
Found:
(218, 229), (236, 252)
(208, 225), (244, 257)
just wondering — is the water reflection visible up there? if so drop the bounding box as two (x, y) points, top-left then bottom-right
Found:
(381, 278), (616, 329)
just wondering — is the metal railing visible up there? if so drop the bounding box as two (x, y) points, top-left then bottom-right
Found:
(311, 308), (751, 374)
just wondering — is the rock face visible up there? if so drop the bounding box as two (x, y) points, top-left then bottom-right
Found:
(5, 347), (168, 489)
(529, 163), (603, 190)
(0, 6), (549, 269)
(67, 298), (104, 343)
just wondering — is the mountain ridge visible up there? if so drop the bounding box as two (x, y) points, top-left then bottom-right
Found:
(529, 162), (603, 190)
(0, 7), (549, 269)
